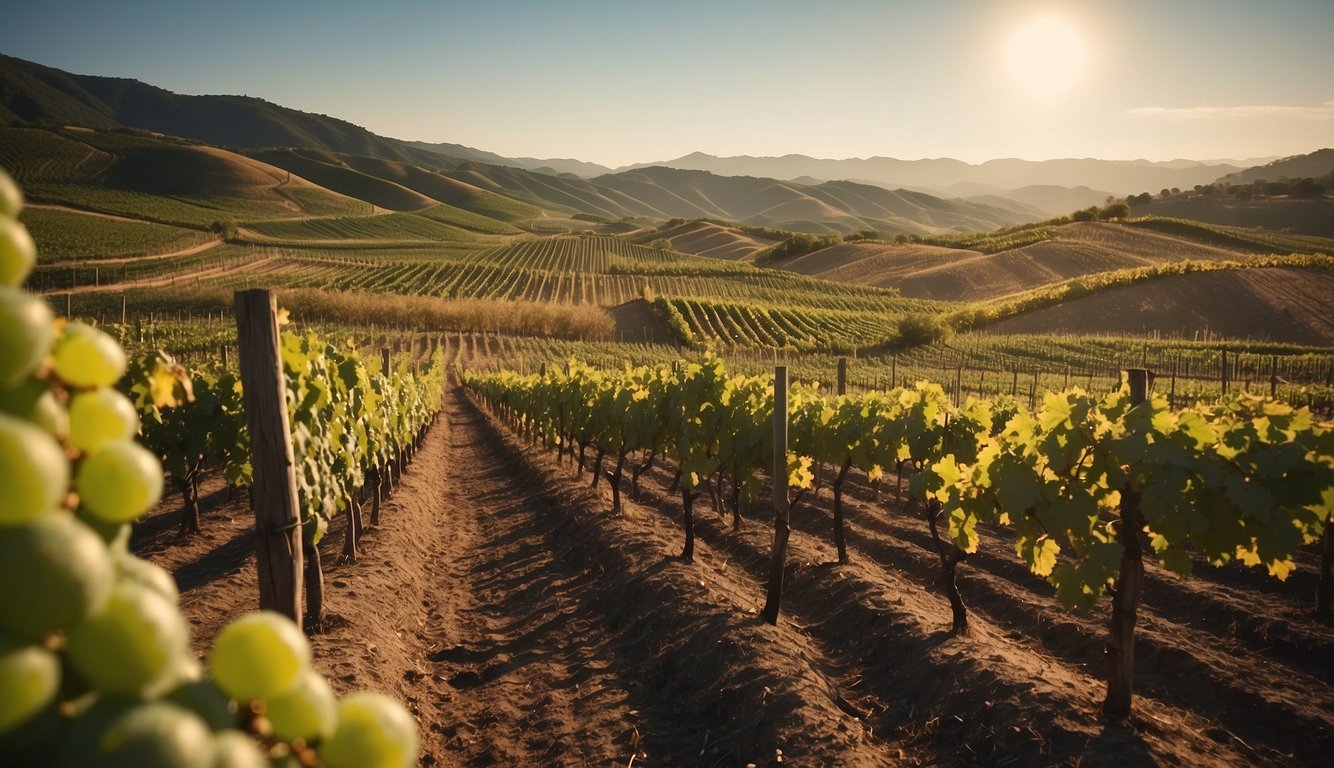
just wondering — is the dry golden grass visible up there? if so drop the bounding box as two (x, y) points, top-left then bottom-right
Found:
(277, 289), (615, 340)
(122, 286), (615, 340)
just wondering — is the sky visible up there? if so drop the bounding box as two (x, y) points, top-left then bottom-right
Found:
(2, 0), (1332, 168)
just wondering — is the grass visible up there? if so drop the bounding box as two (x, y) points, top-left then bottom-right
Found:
(22, 208), (214, 263)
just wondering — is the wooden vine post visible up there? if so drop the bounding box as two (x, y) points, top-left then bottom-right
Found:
(763, 366), (790, 625)
(1105, 367), (1148, 718)
(832, 358), (851, 563)
(234, 289), (304, 629)
(372, 347), (392, 513)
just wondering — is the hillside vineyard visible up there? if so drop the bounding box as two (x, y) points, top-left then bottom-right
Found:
(1, 41), (1333, 766)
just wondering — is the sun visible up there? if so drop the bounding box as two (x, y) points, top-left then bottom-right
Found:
(1006, 15), (1085, 98)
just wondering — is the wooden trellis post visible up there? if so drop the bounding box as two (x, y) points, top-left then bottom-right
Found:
(763, 366), (790, 626)
(234, 289), (303, 628)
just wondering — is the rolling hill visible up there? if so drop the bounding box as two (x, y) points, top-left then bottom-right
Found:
(305, 156), (1044, 236)
(632, 220), (780, 260)
(770, 220), (1334, 302)
(583, 167), (1040, 235)
(955, 184), (1116, 216)
(0, 125), (368, 226)
(1215, 148), (1334, 185)
(0, 53), (449, 166)
(1126, 195), (1334, 237)
(986, 267), (1334, 345)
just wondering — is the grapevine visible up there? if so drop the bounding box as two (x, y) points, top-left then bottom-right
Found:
(0, 167), (419, 766)
(467, 354), (1334, 718)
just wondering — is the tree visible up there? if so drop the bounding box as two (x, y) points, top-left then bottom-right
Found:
(209, 218), (237, 240)
(891, 313), (952, 349)
(1099, 202), (1130, 220)
(1292, 178), (1325, 198)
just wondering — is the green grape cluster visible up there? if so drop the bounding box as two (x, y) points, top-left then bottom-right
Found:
(0, 168), (417, 767)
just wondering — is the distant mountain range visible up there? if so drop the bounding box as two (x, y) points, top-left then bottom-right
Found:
(244, 148), (1042, 235)
(2, 52), (1328, 233)
(619, 152), (1250, 198)
(403, 141), (610, 178)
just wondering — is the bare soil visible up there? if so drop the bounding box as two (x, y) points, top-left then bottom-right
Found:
(608, 298), (676, 345)
(137, 342), (1333, 767)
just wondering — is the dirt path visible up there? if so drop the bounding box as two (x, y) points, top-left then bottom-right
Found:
(424, 364), (903, 766)
(41, 237), (224, 270)
(27, 202), (174, 226)
(142, 348), (888, 766)
(419, 374), (653, 765)
(50, 252), (276, 295)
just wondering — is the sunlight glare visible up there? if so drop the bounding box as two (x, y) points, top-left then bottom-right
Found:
(1006, 15), (1086, 98)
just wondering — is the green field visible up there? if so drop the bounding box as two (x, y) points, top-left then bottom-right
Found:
(22, 207), (215, 262)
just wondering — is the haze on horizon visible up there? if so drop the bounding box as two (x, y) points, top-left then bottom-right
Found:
(2, 0), (1332, 169)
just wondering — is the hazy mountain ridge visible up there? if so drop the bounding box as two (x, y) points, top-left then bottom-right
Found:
(622, 152), (1246, 196)
(405, 140), (613, 178)
(1216, 148), (1334, 185)
(585, 166), (1038, 235)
